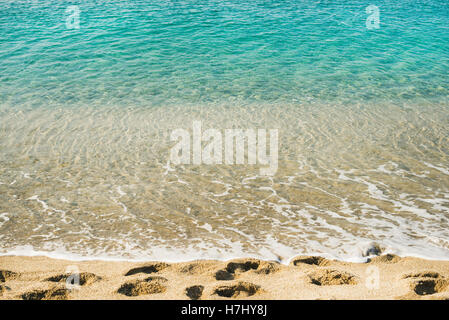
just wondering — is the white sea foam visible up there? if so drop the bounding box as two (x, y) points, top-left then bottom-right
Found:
(424, 162), (449, 175)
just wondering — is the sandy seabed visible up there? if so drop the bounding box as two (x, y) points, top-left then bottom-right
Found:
(0, 255), (448, 300)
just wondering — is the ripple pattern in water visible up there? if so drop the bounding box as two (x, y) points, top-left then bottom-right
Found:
(0, 0), (448, 262)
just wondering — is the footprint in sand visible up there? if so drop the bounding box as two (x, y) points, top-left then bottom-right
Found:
(185, 285), (204, 300)
(215, 259), (279, 281)
(308, 269), (358, 286)
(213, 281), (261, 298)
(215, 269), (234, 280)
(46, 272), (101, 286)
(255, 262), (280, 275)
(0, 270), (19, 282)
(117, 276), (168, 296)
(226, 260), (260, 273)
(21, 287), (69, 300)
(291, 256), (329, 267)
(124, 263), (170, 276)
(403, 271), (448, 296)
(411, 279), (448, 296)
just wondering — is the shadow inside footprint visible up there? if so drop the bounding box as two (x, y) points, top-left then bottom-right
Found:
(125, 263), (169, 276)
(21, 287), (69, 300)
(185, 285), (204, 300)
(308, 269), (357, 286)
(46, 272), (101, 286)
(118, 277), (167, 296)
(403, 271), (442, 279)
(292, 256), (329, 267)
(225, 260), (260, 274)
(0, 270), (19, 282)
(412, 279), (448, 296)
(215, 269), (234, 280)
(214, 282), (261, 298)
(216, 260), (279, 280)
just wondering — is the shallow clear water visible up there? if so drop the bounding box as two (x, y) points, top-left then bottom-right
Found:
(0, 0), (448, 262)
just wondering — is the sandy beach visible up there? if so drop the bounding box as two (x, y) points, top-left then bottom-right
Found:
(1, 254), (448, 300)
(1, 1), (449, 307)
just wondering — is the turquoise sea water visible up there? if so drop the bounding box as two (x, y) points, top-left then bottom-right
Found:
(0, 1), (448, 262)
(1, 0), (448, 107)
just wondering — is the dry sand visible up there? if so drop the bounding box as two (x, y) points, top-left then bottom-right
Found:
(0, 254), (448, 300)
